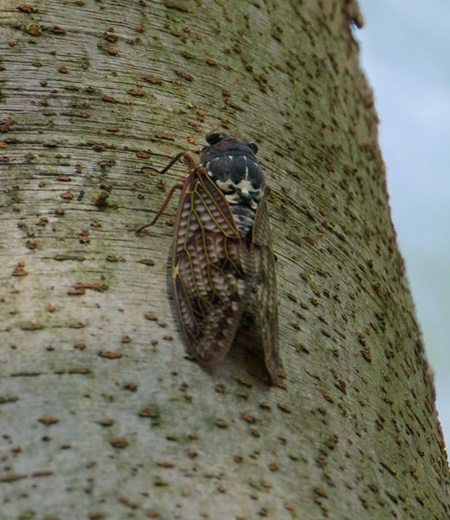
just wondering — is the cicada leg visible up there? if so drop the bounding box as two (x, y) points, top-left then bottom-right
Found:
(135, 178), (185, 233)
(135, 151), (198, 233)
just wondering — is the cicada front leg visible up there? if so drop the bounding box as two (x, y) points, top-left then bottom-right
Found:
(135, 151), (198, 233)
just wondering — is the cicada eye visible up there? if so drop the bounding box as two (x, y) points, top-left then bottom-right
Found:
(249, 142), (259, 154)
(206, 131), (227, 145)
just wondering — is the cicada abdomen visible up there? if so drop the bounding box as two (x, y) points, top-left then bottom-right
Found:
(138, 131), (280, 383)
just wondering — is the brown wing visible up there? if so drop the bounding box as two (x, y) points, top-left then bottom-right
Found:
(172, 170), (252, 363)
(250, 195), (280, 383)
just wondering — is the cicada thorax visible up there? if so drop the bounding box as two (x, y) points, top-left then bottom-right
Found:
(202, 153), (266, 240)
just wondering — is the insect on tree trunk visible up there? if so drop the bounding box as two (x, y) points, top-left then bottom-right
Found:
(138, 134), (280, 384)
(1, 1), (449, 519)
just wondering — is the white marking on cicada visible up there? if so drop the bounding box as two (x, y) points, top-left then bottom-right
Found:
(254, 188), (264, 201)
(243, 155), (249, 180)
(225, 193), (240, 205)
(215, 177), (234, 192)
(234, 178), (254, 197)
(234, 213), (255, 230)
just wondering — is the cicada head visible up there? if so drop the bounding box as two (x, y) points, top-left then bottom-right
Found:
(203, 131), (259, 160)
(205, 131), (228, 145)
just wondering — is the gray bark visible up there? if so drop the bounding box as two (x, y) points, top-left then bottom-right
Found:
(1, 0), (449, 519)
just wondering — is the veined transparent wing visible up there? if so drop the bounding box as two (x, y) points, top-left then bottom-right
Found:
(172, 169), (253, 363)
(250, 195), (280, 382)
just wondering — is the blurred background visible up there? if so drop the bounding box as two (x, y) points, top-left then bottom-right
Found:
(357, 0), (450, 447)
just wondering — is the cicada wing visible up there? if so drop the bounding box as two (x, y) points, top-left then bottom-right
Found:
(251, 195), (280, 383)
(172, 171), (252, 363)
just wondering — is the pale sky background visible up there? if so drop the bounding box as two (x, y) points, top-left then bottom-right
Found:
(357, 0), (450, 447)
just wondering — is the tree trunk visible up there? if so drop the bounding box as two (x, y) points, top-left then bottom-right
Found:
(1, 0), (448, 518)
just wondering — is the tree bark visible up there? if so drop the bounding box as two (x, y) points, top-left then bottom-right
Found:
(1, 0), (449, 519)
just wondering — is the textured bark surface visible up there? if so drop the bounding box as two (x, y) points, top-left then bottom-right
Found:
(0, 0), (449, 519)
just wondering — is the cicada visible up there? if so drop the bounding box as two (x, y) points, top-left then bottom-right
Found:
(138, 131), (280, 383)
